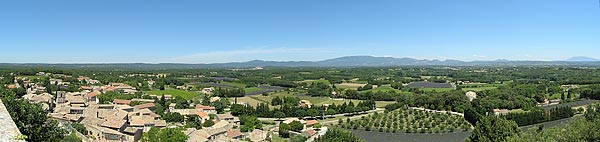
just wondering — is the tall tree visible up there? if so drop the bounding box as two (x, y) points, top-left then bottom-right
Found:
(468, 116), (520, 142)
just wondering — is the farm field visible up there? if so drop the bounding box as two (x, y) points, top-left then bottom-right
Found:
(244, 87), (265, 94)
(336, 83), (367, 90)
(341, 109), (472, 134)
(236, 91), (394, 108)
(462, 87), (497, 92)
(364, 85), (404, 92)
(460, 83), (504, 92)
(145, 89), (201, 100)
(244, 86), (286, 96)
(221, 81), (247, 88)
(420, 88), (455, 93)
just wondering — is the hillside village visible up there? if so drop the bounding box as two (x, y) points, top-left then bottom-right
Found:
(8, 72), (328, 142)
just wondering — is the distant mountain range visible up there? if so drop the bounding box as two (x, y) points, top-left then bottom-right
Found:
(563, 56), (599, 62)
(2, 56), (600, 69)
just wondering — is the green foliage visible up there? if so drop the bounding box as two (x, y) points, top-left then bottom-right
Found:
(146, 89), (200, 100)
(62, 133), (82, 142)
(507, 104), (600, 142)
(274, 111), (286, 119)
(348, 109), (471, 133)
(288, 121), (304, 132)
(202, 120), (215, 127)
(290, 134), (308, 142)
(71, 123), (87, 135)
(504, 106), (574, 126)
(185, 116), (203, 130)
(578, 85), (600, 100)
(232, 98), (375, 118)
(279, 123), (291, 138)
(0, 89), (67, 142)
(315, 128), (364, 142)
(141, 127), (188, 142)
(313, 123), (322, 129)
(97, 91), (135, 104)
(271, 96), (283, 106)
(163, 112), (184, 123)
(468, 116), (519, 142)
(239, 115), (263, 132)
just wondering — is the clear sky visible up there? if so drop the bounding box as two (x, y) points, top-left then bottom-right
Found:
(1, 0), (599, 63)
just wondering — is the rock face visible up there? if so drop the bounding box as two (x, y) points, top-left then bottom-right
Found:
(0, 99), (25, 141)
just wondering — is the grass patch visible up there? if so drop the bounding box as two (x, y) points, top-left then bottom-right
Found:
(420, 88), (455, 93)
(462, 87), (498, 92)
(221, 82), (247, 88)
(145, 89), (201, 100)
(375, 101), (397, 108)
(244, 87), (265, 94)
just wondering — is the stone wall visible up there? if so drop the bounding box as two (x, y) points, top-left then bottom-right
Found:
(0, 99), (26, 141)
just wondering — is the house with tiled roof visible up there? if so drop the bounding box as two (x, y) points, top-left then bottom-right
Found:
(249, 129), (267, 142)
(113, 99), (132, 105)
(85, 91), (100, 103)
(226, 129), (243, 139)
(134, 103), (156, 110)
(195, 104), (217, 114)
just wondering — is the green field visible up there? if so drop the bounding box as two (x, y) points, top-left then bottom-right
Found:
(342, 109), (472, 133)
(237, 91), (394, 108)
(221, 81), (247, 88)
(420, 88), (455, 93)
(462, 87), (498, 92)
(362, 86), (400, 93)
(244, 87), (265, 94)
(145, 89), (201, 100)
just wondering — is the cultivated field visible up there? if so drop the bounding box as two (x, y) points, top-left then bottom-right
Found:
(341, 109), (472, 134)
(145, 89), (201, 100)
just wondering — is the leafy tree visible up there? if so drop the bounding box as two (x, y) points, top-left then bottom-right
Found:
(279, 123), (291, 138)
(185, 116), (203, 130)
(271, 96), (283, 106)
(141, 127), (188, 142)
(0, 91), (67, 142)
(313, 123), (323, 129)
(239, 115), (263, 132)
(291, 134), (308, 142)
(274, 111), (286, 119)
(468, 116), (519, 142)
(62, 133), (82, 142)
(289, 121), (304, 132)
(315, 128), (365, 142)
(163, 112), (184, 123)
(202, 120), (215, 127)
(71, 123), (87, 134)
(307, 109), (319, 118)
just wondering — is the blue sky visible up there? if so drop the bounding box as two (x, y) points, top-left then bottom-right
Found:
(1, 0), (599, 63)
